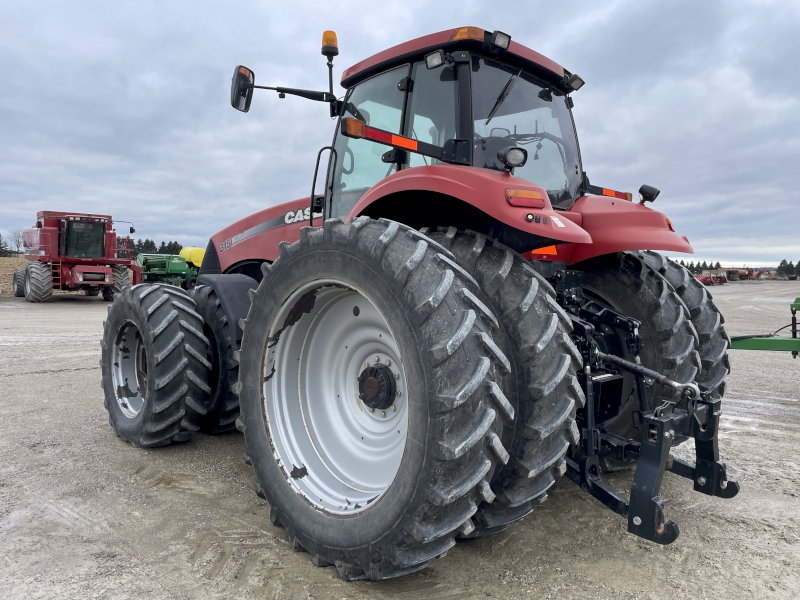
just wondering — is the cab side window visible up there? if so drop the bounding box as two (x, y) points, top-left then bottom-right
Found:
(404, 63), (458, 168)
(329, 66), (409, 220)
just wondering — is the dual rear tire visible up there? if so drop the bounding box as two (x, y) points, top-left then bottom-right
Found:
(236, 218), (514, 579)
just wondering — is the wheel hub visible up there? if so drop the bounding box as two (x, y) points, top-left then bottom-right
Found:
(358, 362), (396, 411)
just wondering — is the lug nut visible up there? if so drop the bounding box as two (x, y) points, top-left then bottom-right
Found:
(390, 405), (396, 412)
(632, 516), (642, 526)
(396, 390), (402, 397)
(381, 411), (385, 417)
(394, 372), (399, 379)
(374, 356), (380, 362)
(385, 359), (391, 366)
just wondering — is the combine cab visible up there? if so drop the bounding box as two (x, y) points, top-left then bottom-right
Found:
(14, 211), (135, 302)
(101, 28), (737, 580)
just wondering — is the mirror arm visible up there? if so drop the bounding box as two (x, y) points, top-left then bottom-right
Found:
(254, 85), (335, 103)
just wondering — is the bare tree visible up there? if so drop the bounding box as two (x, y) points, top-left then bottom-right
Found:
(9, 228), (23, 255)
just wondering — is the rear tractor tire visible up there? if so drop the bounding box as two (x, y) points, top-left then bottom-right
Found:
(237, 218), (509, 580)
(103, 265), (130, 301)
(426, 227), (582, 537)
(573, 252), (700, 441)
(190, 285), (240, 434)
(24, 262), (52, 303)
(13, 268), (25, 297)
(101, 284), (212, 448)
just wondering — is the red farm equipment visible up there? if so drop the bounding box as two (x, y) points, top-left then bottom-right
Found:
(13, 211), (135, 302)
(101, 28), (737, 580)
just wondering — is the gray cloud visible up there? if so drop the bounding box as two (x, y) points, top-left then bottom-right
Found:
(0, 1), (798, 264)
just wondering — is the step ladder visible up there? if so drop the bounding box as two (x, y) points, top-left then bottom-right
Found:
(50, 261), (61, 289)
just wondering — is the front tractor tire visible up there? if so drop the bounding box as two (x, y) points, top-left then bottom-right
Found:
(24, 262), (52, 303)
(101, 284), (212, 448)
(190, 285), (240, 434)
(103, 265), (130, 301)
(426, 228), (581, 536)
(13, 268), (25, 297)
(637, 251), (730, 400)
(237, 218), (509, 580)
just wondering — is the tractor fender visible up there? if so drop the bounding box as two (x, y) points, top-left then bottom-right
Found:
(555, 195), (693, 264)
(195, 274), (259, 352)
(349, 165), (591, 245)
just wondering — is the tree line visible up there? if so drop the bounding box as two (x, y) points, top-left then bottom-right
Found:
(133, 239), (184, 255)
(776, 260), (798, 276)
(676, 259), (722, 274)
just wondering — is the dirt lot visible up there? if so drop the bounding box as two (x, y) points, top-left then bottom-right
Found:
(1, 281), (798, 599)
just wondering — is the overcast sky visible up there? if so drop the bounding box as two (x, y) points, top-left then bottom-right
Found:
(1, 0), (798, 266)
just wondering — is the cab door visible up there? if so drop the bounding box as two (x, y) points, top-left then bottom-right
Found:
(328, 65), (410, 220)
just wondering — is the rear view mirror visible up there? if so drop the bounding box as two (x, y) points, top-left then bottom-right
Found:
(231, 65), (255, 112)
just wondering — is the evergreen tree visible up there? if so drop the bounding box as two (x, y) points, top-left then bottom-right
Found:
(679, 259), (686, 267)
(0, 233), (11, 257)
(688, 261), (695, 273)
(701, 260), (708, 270)
(777, 259), (789, 276)
(788, 261), (795, 277)
(714, 261), (721, 270)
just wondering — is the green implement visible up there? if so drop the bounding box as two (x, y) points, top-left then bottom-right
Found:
(729, 298), (800, 357)
(136, 254), (198, 290)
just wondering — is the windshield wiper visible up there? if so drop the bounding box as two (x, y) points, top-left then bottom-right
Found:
(485, 68), (522, 126)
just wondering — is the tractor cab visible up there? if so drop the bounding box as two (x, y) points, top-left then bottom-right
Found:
(327, 39), (584, 220)
(230, 27), (588, 229)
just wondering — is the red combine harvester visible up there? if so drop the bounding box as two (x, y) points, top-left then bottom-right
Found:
(101, 28), (736, 580)
(13, 211), (135, 302)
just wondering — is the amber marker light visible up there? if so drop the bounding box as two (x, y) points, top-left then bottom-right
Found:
(450, 27), (485, 42)
(343, 117), (365, 138)
(506, 188), (546, 209)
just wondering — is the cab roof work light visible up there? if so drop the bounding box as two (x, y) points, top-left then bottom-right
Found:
(341, 118), (470, 165)
(562, 73), (585, 92)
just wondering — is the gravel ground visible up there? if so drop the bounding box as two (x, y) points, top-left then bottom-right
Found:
(0, 280), (798, 599)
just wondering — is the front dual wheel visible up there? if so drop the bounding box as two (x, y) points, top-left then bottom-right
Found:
(236, 218), (510, 580)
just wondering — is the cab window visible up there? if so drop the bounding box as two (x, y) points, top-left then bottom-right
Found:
(329, 66), (409, 220)
(404, 62), (459, 168)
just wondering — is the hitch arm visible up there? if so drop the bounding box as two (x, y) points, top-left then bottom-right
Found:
(666, 398), (740, 499)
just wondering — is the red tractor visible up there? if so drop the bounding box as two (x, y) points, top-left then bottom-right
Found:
(101, 28), (736, 580)
(13, 211), (135, 302)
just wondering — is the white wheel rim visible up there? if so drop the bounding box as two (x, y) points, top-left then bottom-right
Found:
(262, 280), (409, 515)
(111, 321), (147, 418)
